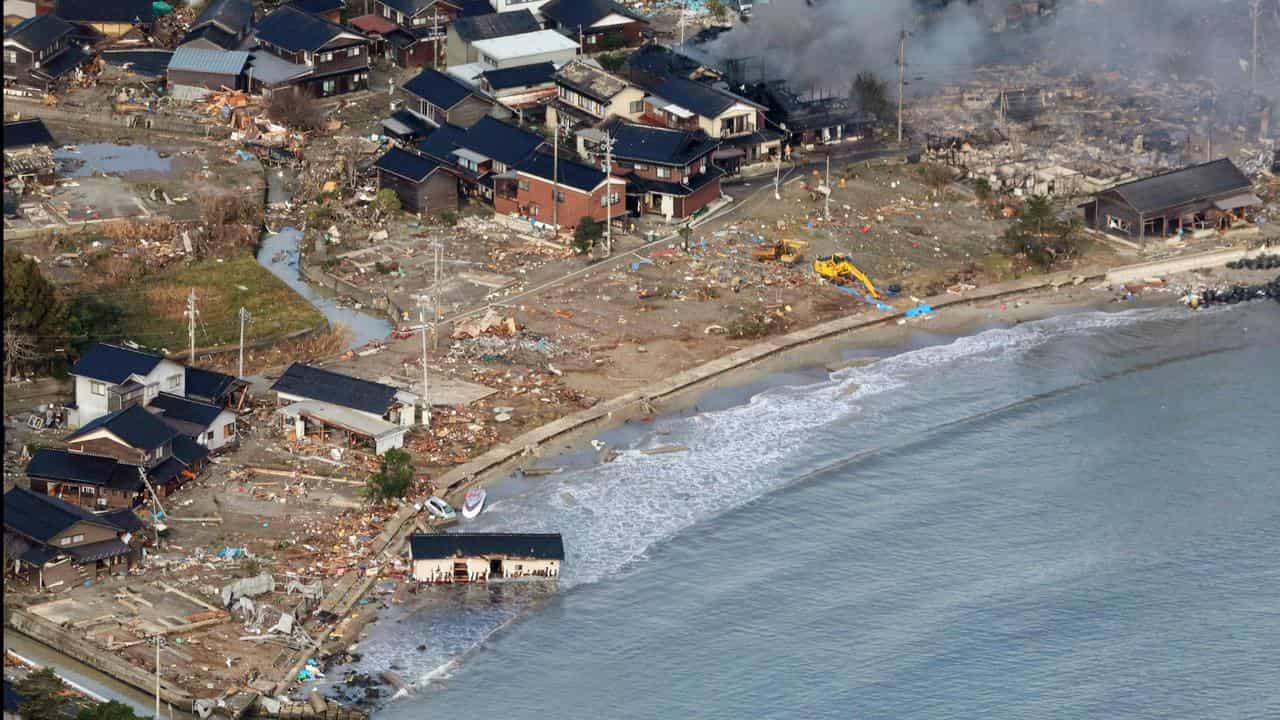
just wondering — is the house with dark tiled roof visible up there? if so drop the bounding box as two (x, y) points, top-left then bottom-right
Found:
(149, 392), (238, 452)
(62, 403), (209, 496)
(68, 343), (186, 428)
(477, 61), (558, 118)
(1082, 158), (1260, 243)
(401, 66), (496, 128)
(4, 486), (141, 590)
(3, 13), (87, 92)
(25, 447), (147, 510)
(371, 0), (459, 67)
(594, 121), (722, 221)
(53, 0), (156, 37)
(373, 146), (458, 214)
(184, 366), (250, 408)
(287, 0), (346, 24)
(633, 74), (782, 172)
(253, 5), (369, 97)
(539, 0), (648, 51)
(493, 149), (625, 231)
(179, 0), (253, 51)
(271, 364), (418, 454)
(410, 532), (563, 582)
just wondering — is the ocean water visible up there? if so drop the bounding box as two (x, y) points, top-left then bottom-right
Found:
(358, 303), (1279, 719)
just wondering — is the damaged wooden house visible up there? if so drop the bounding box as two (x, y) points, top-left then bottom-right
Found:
(4, 486), (143, 591)
(3, 118), (57, 197)
(3, 13), (90, 94)
(1082, 158), (1262, 244)
(271, 363), (418, 454)
(410, 532), (564, 583)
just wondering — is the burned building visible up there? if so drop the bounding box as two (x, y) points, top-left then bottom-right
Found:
(746, 82), (875, 147)
(1083, 158), (1261, 244)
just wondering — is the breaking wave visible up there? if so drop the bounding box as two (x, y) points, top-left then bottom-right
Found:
(349, 307), (1190, 692)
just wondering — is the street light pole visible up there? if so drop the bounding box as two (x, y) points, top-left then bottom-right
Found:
(602, 131), (616, 256)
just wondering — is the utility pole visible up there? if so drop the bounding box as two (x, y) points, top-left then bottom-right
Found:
(552, 127), (560, 233)
(432, 242), (441, 349)
(432, 9), (441, 71)
(154, 635), (161, 720)
(679, 0), (686, 45)
(237, 307), (250, 379)
(896, 28), (908, 145)
(824, 153), (831, 220)
(185, 289), (197, 363)
(137, 466), (167, 550)
(417, 298), (430, 429)
(774, 150), (781, 200)
(602, 130), (616, 256)
(1251, 0), (1262, 93)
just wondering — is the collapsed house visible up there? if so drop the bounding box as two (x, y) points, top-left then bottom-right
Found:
(4, 487), (143, 591)
(409, 532), (564, 583)
(63, 403), (210, 498)
(178, 0), (253, 51)
(271, 363), (418, 454)
(1082, 158), (1261, 244)
(3, 118), (57, 194)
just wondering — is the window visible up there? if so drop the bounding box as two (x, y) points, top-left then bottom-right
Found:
(72, 534), (83, 543)
(60, 537), (72, 546)
(634, 163), (647, 171)
(413, 16), (425, 25)
(166, 374), (181, 390)
(206, 431), (215, 442)
(553, 190), (565, 203)
(4, 51), (16, 64)
(351, 47), (361, 56)
(656, 167), (671, 179)
(97, 497), (108, 508)
(1107, 216), (1130, 232)
(223, 423), (235, 438)
(629, 100), (643, 114)
(322, 79), (337, 95)
(90, 381), (106, 396)
(587, 35), (597, 45)
(518, 180), (530, 192)
(600, 191), (620, 207)
(320, 51), (333, 62)
(82, 486), (95, 495)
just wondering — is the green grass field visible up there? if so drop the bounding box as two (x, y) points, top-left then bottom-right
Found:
(105, 254), (326, 353)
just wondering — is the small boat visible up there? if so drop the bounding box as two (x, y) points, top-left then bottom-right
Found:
(461, 487), (486, 519)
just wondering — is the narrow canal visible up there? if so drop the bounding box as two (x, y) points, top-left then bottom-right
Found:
(257, 169), (392, 350)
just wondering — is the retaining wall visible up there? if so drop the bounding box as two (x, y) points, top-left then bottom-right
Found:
(8, 609), (196, 709)
(7, 100), (232, 139)
(1105, 243), (1274, 284)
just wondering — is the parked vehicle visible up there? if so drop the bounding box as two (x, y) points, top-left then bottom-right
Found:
(425, 496), (455, 520)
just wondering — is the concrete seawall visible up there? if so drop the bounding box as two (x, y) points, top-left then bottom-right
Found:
(1105, 244), (1273, 284)
(9, 609), (196, 709)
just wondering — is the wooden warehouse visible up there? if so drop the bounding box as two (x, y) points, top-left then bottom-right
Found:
(373, 147), (459, 214)
(410, 533), (564, 583)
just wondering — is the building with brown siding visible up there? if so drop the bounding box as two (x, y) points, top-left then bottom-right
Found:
(374, 146), (459, 214)
(253, 5), (370, 97)
(539, 0), (648, 52)
(4, 487), (143, 591)
(402, 67), (496, 127)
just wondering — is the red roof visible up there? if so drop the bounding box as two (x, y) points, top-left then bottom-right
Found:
(350, 13), (398, 35)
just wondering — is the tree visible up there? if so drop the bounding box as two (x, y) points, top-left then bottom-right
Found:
(267, 91), (325, 132)
(597, 52), (627, 74)
(364, 448), (414, 503)
(15, 667), (73, 720)
(372, 188), (402, 215)
(4, 250), (66, 378)
(1003, 195), (1082, 271)
(706, 0), (728, 22)
(78, 701), (145, 720)
(572, 217), (603, 255)
(851, 72), (891, 123)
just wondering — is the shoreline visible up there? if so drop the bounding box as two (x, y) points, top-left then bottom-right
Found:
(6, 247), (1267, 715)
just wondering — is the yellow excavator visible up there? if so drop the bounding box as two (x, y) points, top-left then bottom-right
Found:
(814, 254), (882, 299)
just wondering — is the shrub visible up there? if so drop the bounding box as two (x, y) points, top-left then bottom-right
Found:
(572, 217), (603, 255)
(1002, 195), (1083, 271)
(436, 210), (458, 227)
(372, 188), (401, 215)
